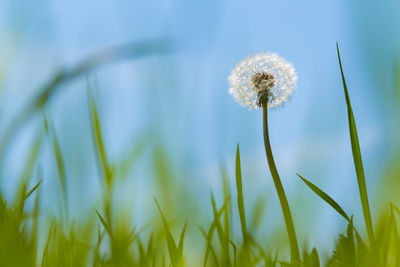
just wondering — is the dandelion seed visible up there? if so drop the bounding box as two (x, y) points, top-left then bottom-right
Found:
(228, 53), (297, 109)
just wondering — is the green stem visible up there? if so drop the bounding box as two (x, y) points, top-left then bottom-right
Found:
(262, 106), (300, 263)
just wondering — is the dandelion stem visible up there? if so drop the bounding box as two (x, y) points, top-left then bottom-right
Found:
(262, 106), (300, 263)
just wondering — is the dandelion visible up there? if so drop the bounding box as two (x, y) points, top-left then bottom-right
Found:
(228, 53), (297, 109)
(229, 53), (300, 264)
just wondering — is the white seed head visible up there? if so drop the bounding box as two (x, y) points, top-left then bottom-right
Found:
(228, 53), (297, 109)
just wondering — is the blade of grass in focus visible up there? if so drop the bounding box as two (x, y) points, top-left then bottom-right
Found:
(337, 43), (375, 247)
(297, 173), (350, 221)
(297, 173), (367, 251)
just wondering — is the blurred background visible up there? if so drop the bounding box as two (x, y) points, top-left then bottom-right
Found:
(0, 0), (399, 259)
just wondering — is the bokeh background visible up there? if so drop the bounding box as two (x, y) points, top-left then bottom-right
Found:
(0, 0), (399, 259)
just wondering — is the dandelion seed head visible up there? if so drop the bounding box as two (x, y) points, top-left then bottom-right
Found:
(228, 53), (297, 109)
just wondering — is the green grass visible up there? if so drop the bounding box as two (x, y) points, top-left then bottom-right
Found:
(0, 43), (399, 266)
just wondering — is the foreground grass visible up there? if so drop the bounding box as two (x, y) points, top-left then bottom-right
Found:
(0, 44), (399, 266)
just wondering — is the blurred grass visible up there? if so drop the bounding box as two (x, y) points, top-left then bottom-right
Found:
(0, 43), (400, 266)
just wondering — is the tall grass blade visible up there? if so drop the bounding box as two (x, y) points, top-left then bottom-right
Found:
(336, 43), (375, 246)
(235, 144), (248, 244)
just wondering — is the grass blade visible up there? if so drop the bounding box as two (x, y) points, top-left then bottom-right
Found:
(177, 221), (188, 261)
(297, 173), (350, 221)
(297, 173), (367, 251)
(337, 43), (375, 246)
(14, 131), (43, 209)
(235, 144), (248, 243)
(200, 202), (227, 267)
(43, 117), (69, 220)
(221, 164), (232, 242)
(211, 193), (231, 266)
(199, 226), (220, 267)
(390, 204), (400, 265)
(24, 179), (42, 200)
(95, 210), (112, 237)
(154, 198), (179, 266)
(88, 89), (113, 189)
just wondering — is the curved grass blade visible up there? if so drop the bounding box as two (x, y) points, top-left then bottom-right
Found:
(0, 38), (172, 162)
(297, 173), (367, 251)
(336, 43), (375, 246)
(297, 173), (350, 221)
